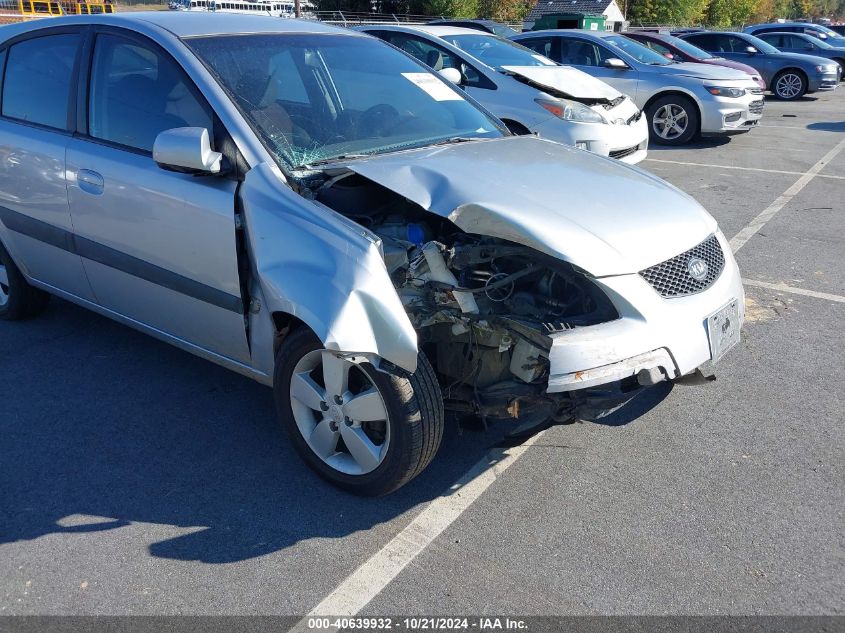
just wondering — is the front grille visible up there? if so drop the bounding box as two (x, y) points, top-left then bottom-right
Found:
(749, 99), (765, 115)
(609, 145), (639, 159)
(639, 234), (725, 298)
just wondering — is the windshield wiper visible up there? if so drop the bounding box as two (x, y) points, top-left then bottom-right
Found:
(427, 136), (480, 147)
(302, 153), (371, 168)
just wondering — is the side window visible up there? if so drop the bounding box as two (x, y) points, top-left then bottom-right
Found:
(786, 35), (809, 48)
(686, 34), (718, 52)
(519, 37), (555, 60)
(727, 36), (752, 52)
(88, 34), (213, 152)
(559, 38), (607, 66)
(643, 40), (671, 56)
(2, 33), (79, 130)
(764, 34), (783, 47)
(387, 34), (483, 87)
(265, 49), (309, 105)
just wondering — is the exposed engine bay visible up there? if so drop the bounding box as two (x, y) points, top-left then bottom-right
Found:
(297, 170), (636, 427)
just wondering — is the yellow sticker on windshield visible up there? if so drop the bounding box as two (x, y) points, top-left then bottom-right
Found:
(401, 72), (463, 101)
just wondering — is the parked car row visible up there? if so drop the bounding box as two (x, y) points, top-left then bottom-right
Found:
(420, 20), (840, 144)
(1, 13), (747, 494)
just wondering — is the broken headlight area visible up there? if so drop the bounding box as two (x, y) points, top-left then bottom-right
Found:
(309, 172), (623, 424)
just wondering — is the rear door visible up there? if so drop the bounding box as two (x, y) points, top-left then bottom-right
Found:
(65, 28), (251, 363)
(0, 28), (94, 300)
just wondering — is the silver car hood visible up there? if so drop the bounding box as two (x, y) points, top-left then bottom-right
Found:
(500, 64), (622, 101)
(342, 136), (717, 278)
(655, 61), (754, 81)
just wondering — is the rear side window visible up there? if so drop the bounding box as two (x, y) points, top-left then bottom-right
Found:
(518, 37), (555, 60)
(2, 33), (79, 130)
(88, 34), (213, 152)
(685, 34), (719, 51)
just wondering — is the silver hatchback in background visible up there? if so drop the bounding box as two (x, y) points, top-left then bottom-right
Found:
(0, 14), (744, 495)
(512, 30), (765, 145)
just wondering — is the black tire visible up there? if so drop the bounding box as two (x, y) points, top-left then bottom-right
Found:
(0, 242), (50, 321)
(645, 94), (699, 146)
(833, 59), (845, 80)
(772, 69), (807, 100)
(274, 327), (444, 496)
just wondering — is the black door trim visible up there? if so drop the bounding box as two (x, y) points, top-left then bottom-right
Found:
(0, 205), (244, 313)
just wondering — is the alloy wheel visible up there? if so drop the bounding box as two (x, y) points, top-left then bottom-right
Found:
(652, 104), (688, 140)
(289, 350), (391, 476)
(776, 73), (803, 99)
(0, 262), (9, 307)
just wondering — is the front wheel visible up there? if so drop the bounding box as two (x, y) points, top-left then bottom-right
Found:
(274, 328), (444, 496)
(772, 70), (807, 100)
(646, 95), (699, 145)
(0, 243), (50, 321)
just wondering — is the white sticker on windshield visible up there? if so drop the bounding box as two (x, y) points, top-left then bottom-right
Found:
(401, 72), (463, 101)
(532, 54), (556, 65)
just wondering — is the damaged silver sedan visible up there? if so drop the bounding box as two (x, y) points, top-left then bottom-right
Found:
(0, 14), (744, 495)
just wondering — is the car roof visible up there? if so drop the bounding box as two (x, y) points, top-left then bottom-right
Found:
(626, 31), (674, 42)
(752, 22), (825, 28)
(430, 18), (496, 26)
(514, 29), (617, 39)
(363, 24), (490, 38)
(756, 31), (811, 37)
(0, 12), (353, 40)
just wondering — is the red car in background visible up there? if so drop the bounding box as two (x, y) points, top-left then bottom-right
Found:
(626, 31), (768, 90)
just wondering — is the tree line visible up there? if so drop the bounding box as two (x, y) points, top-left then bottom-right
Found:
(313, 0), (845, 26)
(628, 0), (845, 28)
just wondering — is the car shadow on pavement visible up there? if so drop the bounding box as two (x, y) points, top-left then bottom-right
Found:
(0, 300), (522, 564)
(807, 121), (845, 132)
(587, 381), (673, 427)
(0, 299), (668, 564)
(649, 136), (732, 152)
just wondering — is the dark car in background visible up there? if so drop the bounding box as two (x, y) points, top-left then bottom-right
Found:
(680, 31), (841, 99)
(755, 31), (845, 76)
(744, 22), (845, 47)
(426, 18), (518, 37)
(626, 31), (766, 89)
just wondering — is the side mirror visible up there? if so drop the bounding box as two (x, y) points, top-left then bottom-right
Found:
(663, 52), (675, 60)
(603, 57), (628, 69)
(438, 67), (463, 85)
(153, 127), (222, 175)
(804, 43), (815, 50)
(745, 45), (758, 54)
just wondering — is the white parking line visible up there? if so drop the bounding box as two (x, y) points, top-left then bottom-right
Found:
(289, 432), (545, 631)
(644, 159), (845, 181)
(744, 279), (845, 304)
(729, 136), (845, 253)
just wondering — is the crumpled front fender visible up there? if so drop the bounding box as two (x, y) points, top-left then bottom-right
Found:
(240, 163), (419, 373)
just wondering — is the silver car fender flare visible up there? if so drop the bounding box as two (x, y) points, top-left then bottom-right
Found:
(239, 163), (419, 374)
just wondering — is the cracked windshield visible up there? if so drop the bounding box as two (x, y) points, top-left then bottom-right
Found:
(187, 34), (502, 168)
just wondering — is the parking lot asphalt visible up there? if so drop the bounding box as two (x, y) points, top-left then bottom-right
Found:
(2, 90), (844, 619)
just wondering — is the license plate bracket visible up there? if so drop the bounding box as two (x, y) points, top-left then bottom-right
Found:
(707, 299), (741, 363)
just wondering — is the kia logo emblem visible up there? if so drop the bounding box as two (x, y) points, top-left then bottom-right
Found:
(687, 257), (708, 281)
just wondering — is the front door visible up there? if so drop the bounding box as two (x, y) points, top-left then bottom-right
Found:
(556, 37), (640, 100)
(66, 30), (250, 363)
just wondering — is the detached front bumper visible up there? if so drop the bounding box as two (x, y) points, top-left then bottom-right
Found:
(533, 105), (649, 165)
(700, 92), (765, 135)
(546, 231), (745, 394)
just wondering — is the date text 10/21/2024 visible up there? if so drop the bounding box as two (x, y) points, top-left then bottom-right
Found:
(306, 617), (530, 631)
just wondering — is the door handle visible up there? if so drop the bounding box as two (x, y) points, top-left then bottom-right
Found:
(77, 169), (104, 195)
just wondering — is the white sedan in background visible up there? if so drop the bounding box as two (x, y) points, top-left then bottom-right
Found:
(357, 25), (649, 164)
